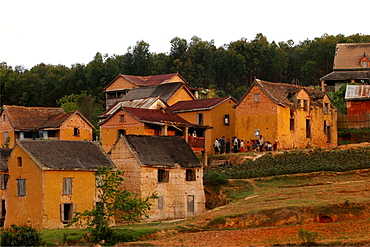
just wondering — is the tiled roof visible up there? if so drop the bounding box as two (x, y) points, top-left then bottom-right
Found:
(4, 105), (67, 130)
(124, 135), (202, 168)
(333, 43), (370, 70)
(104, 73), (186, 90)
(19, 140), (115, 170)
(122, 107), (198, 127)
(238, 79), (329, 108)
(167, 97), (235, 112)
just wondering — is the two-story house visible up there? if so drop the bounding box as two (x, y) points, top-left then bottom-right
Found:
(109, 135), (206, 221)
(4, 140), (115, 229)
(235, 79), (337, 149)
(167, 97), (237, 154)
(0, 105), (95, 148)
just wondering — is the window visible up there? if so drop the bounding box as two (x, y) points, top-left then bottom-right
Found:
(119, 115), (125, 122)
(196, 113), (203, 125)
(63, 178), (73, 195)
(224, 114), (230, 126)
(324, 103), (329, 115)
(186, 169), (196, 181)
(1, 199), (5, 220)
(158, 196), (164, 210)
(17, 157), (22, 167)
(0, 174), (9, 190)
(362, 61), (368, 67)
(117, 129), (126, 137)
(60, 203), (76, 223)
(17, 179), (26, 197)
(73, 128), (80, 137)
(158, 169), (169, 183)
(290, 118), (295, 131)
(306, 119), (311, 138)
(254, 93), (260, 102)
(2, 115), (5, 121)
(303, 100), (309, 111)
(254, 129), (260, 138)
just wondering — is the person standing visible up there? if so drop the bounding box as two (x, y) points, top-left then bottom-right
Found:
(213, 138), (220, 154)
(225, 138), (231, 153)
(220, 136), (226, 154)
(259, 135), (265, 152)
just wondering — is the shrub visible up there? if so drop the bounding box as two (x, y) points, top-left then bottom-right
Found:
(207, 216), (226, 228)
(1, 225), (42, 246)
(203, 171), (228, 186)
(298, 228), (319, 245)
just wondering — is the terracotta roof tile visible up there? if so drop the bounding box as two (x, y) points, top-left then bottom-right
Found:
(4, 105), (67, 130)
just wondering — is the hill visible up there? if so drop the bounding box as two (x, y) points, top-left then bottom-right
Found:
(119, 144), (370, 246)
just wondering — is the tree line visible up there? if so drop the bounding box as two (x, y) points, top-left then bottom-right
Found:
(1, 33), (370, 124)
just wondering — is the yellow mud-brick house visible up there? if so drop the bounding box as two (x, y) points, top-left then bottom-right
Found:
(109, 135), (206, 221)
(4, 140), (115, 229)
(0, 105), (95, 148)
(235, 79), (337, 149)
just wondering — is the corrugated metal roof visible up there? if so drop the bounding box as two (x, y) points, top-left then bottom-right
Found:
(122, 107), (198, 127)
(345, 84), (370, 100)
(99, 97), (167, 118)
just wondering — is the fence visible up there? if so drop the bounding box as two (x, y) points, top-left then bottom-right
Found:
(338, 114), (370, 130)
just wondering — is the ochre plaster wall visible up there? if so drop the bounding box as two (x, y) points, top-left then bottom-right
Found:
(175, 99), (236, 154)
(236, 85), (338, 149)
(167, 88), (194, 106)
(42, 170), (96, 229)
(0, 111), (16, 148)
(236, 85), (279, 144)
(5, 147), (44, 229)
(105, 77), (135, 92)
(100, 109), (146, 152)
(59, 114), (93, 141)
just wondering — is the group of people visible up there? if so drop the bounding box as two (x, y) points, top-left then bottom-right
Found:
(213, 135), (278, 154)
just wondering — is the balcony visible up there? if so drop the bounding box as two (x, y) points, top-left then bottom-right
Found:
(184, 136), (205, 151)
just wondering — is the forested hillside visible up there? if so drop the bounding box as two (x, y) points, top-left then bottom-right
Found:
(1, 33), (370, 122)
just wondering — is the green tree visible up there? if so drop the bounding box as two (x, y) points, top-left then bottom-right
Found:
(68, 167), (157, 244)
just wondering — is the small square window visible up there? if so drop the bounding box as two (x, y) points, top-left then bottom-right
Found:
(290, 118), (295, 131)
(254, 93), (260, 102)
(17, 157), (22, 167)
(224, 114), (230, 126)
(158, 169), (169, 183)
(73, 128), (80, 136)
(17, 179), (26, 197)
(0, 174), (9, 190)
(186, 169), (196, 181)
(63, 178), (73, 195)
(119, 115), (125, 122)
(196, 113), (203, 125)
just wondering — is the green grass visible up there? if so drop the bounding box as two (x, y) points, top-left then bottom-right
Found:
(40, 228), (89, 246)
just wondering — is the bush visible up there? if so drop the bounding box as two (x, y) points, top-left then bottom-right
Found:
(298, 228), (319, 245)
(207, 216), (226, 228)
(203, 171), (228, 186)
(1, 225), (42, 246)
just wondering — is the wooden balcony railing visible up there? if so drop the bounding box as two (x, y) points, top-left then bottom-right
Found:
(183, 136), (205, 151)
